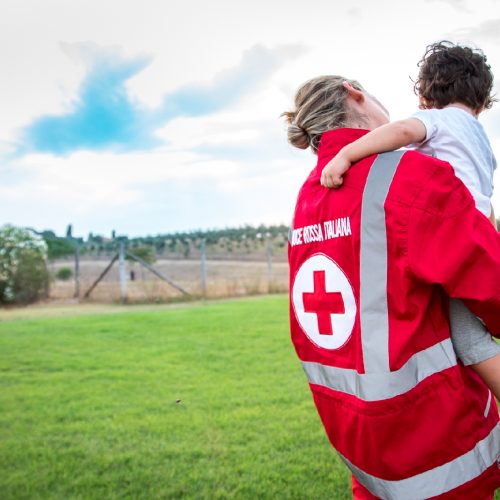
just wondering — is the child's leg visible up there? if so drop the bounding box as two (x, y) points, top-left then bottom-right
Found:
(449, 298), (500, 400)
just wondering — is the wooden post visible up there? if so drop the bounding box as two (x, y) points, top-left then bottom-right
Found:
(200, 239), (207, 298)
(83, 254), (118, 299)
(119, 241), (128, 303)
(74, 243), (80, 299)
(125, 251), (190, 296)
(266, 234), (273, 291)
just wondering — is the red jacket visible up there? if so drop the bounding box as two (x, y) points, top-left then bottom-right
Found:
(289, 129), (500, 499)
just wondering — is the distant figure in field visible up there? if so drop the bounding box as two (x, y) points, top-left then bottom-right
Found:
(283, 73), (500, 498)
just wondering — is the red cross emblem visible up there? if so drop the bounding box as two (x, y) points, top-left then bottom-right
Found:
(292, 253), (356, 350)
(302, 270), (345, 335)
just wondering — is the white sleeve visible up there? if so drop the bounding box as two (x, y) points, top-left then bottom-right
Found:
(408, 110), (438, 148)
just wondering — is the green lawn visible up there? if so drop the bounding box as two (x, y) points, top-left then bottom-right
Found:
(0, 296), (351, 499)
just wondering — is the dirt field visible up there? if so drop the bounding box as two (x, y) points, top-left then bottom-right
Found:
(48, 258), (289, 303)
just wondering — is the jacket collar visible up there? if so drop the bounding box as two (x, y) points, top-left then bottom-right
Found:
(317, 128), (370, 162)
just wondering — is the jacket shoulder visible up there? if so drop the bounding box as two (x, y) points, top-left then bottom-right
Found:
(389, 150), (475, 217)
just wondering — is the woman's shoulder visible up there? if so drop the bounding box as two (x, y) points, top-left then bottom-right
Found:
(396, 150), (475, 216)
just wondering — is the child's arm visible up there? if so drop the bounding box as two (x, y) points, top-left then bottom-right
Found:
(321, 118), (427, 188)
(470, 355), (500, 402)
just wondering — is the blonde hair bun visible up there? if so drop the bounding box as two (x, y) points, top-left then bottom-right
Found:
(287, 122), (310, 150)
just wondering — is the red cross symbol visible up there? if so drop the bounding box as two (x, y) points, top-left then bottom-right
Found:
(303, 270), (345, 335)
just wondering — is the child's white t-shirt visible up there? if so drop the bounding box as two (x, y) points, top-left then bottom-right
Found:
(410, 107), (496, 217)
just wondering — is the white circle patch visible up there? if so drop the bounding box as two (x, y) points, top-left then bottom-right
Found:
(292, 253), (356, 350)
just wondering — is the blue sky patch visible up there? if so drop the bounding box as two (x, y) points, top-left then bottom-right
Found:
(20, 49), (155, 155)
(18, 43), (293, 156)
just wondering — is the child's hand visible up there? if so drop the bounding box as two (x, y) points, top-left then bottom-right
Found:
(321, 153), (352, 188)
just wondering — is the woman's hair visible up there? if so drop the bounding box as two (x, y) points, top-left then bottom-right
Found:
(282, 75), (364, 154)
(415, 40), (496, 111)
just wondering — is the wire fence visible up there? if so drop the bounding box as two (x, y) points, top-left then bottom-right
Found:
(48, 250), (288, 304)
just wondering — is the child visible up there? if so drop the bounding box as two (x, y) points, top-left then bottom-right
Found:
(321, 40), (500, 399)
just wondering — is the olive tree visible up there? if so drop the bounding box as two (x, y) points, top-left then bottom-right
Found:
(0, 225), (50, 304)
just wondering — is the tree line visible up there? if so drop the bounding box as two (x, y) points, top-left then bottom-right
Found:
(37, 224), (290, 260)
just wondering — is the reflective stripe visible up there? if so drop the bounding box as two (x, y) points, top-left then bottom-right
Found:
(360, 151), (405, 373)
(302, 338), (457, 401)
(338, 422), (500, 500)
(484, 390), (492, 418)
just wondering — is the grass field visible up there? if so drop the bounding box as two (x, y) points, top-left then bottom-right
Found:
(0, 296), (352, 499)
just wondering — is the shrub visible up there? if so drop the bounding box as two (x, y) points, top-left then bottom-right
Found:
(126, 245), (156, 264)
(43, 236), (75, 259)
(55, 267), (73, 281)
(0, 225), (50, 304)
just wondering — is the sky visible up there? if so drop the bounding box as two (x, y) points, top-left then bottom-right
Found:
(2, 0), (500, 238)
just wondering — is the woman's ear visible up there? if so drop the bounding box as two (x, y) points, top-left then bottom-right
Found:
(343, 81), (365, 103)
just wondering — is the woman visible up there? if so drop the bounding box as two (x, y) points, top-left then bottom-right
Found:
(283, 76), (500, 499)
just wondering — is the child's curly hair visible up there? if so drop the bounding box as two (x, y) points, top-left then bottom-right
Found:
(414, 40), (496, 112)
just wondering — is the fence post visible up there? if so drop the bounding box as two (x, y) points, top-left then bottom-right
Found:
(266, 234), (273, 292)
(119, 241), (128, 303)
(200, 239), (207, 298)
(74, 243), (80, 299)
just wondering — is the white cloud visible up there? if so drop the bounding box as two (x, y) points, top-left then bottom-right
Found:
(424, 0), (470, 12)
(449, 19), (500, 44)
(155, 83), (291, 150)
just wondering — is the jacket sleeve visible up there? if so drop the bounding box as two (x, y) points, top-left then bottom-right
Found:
(407, 160), (500, 335)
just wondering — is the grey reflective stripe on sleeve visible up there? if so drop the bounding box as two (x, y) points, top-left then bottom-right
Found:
(360, 151), (405, 373)
(338, 422), (500, 500)
(302, 338), (456, 401)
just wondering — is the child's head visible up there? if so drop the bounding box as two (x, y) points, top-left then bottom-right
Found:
(415, 40), (495, 113)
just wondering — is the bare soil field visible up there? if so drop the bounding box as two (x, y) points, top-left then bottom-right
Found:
(48, 258), (289, 303)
